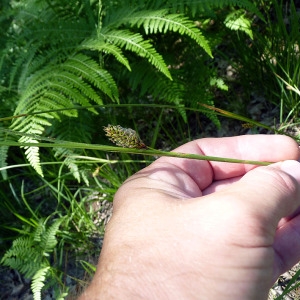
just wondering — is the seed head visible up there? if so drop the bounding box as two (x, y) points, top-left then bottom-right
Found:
(103, 124), (146, 149)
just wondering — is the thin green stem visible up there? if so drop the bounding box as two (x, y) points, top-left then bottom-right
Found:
(0, 103), (283, 137)
(0, 140), (272, 166)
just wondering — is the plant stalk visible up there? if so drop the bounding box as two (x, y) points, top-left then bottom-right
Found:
(0, 141), (272, 166)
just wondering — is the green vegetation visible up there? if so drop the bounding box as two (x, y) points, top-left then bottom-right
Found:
(0, 0), (299, 298)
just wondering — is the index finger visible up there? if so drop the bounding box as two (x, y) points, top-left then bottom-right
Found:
(156, 135), (299, 190)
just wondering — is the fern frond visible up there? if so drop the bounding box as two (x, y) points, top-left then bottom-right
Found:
(10, 55), (105, 176)
(126, 9), (212, 57)
(11, 109), (52, 177)
(1, 217), (63, 284)
(15, 53), (118, 115)
(1, 236), (42, 278)
(24, 141), (43, 177)
(149, 0), (265, 21)
(54, 71), (102, 104)
(54, 146), (88, 183)
(40, 219), (62, 256)
(50, 112), (96, 183)
(64, 151), (82, 182)
(9, 45), (40, 90)
(101, 29), (172, 80)
(0, 120), (15, 180)
(12, 115), (52, 132)
(224, 9), (253, 39)
(39, 96), (78, 118)
(31, 267), (50, 300)
(2, 257), (43, 279)
(18, 49), (59, 89)
(47, 81), (98, 114)
(102, 6), (137, 28)
(7, 17), (92, 91)
(129, 61), (187, 121)
(33, 220), (46, 243)
(0, 146), (9, 179)
(64, 54), (119, 102)
(81, 39), (131, 71)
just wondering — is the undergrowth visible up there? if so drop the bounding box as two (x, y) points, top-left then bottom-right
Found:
(0, 0), (299, 299)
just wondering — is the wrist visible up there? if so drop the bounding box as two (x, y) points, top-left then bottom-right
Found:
(80, 240), (166, 299)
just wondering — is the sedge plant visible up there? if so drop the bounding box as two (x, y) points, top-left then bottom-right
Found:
(1, 0), (300, 298)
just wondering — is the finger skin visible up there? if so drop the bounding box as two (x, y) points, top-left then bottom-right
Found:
(157, 134), (300, 190)
(123, 135), (300, 199)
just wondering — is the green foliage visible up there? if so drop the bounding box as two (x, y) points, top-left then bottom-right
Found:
(0, 0), (268, 178)
(224, 9), (254, 39)
(120, 0), (265, 19)
(1, 0), (300, 298)
(1, 218), (63, 299)
(0, 122), (10, 180)
(264, 0), (300, 118)
(221, 0), (300, 119)
(0, 173), (107, 298)
(123, 9), (212, 56)
(48, 110), (97, 184)
(31, 267), (51, 300)
(0, 0), (221, 177)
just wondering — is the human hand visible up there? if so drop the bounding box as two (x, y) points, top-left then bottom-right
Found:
(80, 135), (300, 300)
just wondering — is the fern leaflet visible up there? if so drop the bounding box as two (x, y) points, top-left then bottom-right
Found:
(31, 267), (50, 300)
(126, 9), (212, 57)
(81, 39), (132, 71)
(40, 219), (62, 256)
(101, 29), (172, 80)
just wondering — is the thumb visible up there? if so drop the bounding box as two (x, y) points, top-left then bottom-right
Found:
(222, 160), (300, 279)
(210, 160), (300, 247)
(237, 160), (300, 227)
(260, 160), (300, 279)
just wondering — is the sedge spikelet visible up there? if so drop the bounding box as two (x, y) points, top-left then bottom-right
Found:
(103, 125), (146, 149)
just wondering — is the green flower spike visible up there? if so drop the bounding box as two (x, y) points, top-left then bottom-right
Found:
(103, 124), (147, 149)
